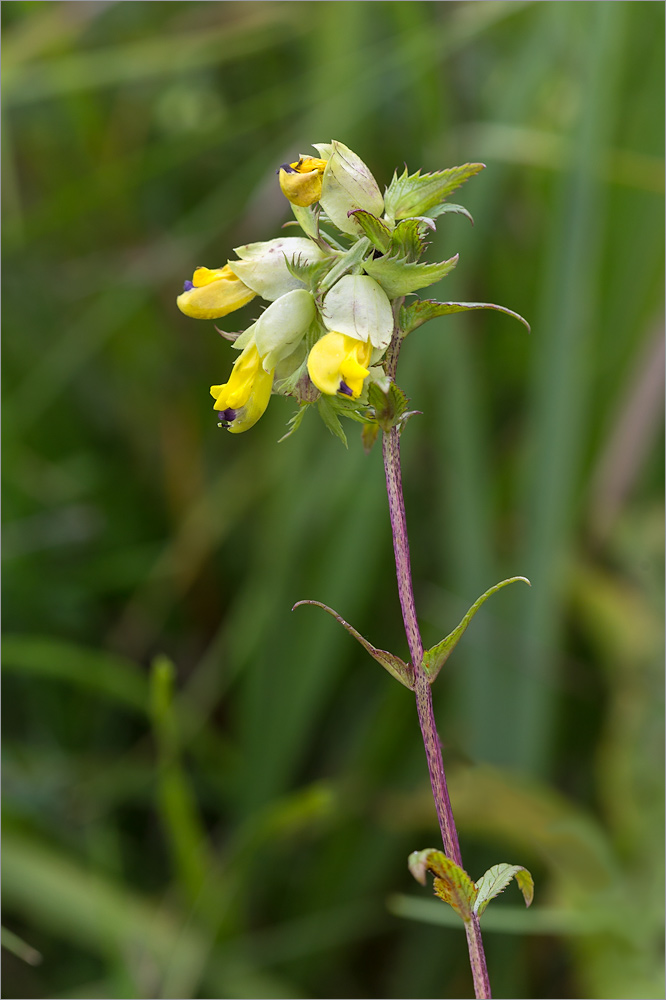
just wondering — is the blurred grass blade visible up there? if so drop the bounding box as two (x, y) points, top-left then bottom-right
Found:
(516, 1), (627, 772)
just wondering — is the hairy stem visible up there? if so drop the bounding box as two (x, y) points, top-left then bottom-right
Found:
(382, 426), (461, 863)
(381, 327), (491, 1000)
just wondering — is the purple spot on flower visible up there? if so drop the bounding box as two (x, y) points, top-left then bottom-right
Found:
(338, 381), (353, 397)
(183, 280), (194, 291)
(218, 408), (238, 427)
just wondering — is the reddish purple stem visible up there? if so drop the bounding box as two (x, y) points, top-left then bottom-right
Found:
(381, 326), (491, 999)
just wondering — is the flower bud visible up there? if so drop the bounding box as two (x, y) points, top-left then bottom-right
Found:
(278, 156), (326, 207)
(321, 274), (393, 350)
(228, 238), (325, 301)
(307, 332), (372, 399)
(254, 288), (316, 372)
(313, 140), (384, 235)
(211, 341), (273, 434)
(177, 265), (256, 320)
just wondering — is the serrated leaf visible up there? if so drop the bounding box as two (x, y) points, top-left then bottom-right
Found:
(426, 202), (474, 224)
(293, 600), (413, 689)
(317, 395), (347, 446)
(400, 299), (531, 336)
(408, 849), (476, 923)
(278, 402), (311, 443)
(319, 237), (371, 295)
(389, 218), (433, 262)
(474, 864), (535, 916)
(348, 210), (392, 254)
(363, 253), (458, 297)
(367, 381), (409, 432)
(384, 164), (485, 220)
(423, 577), (531, 684)
(284, 253), (335, 291)
(515, 869), (535, 909)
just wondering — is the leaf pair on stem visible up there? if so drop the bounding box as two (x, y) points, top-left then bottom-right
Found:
(293, 575), (530, 690)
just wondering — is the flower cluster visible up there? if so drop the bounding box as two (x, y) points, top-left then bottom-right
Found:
(177, 140), (526, 440)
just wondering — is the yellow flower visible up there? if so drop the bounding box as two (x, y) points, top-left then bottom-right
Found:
(307, 332), (372, 399)
(278, 156), (326, 207)
(177, 265), (257, 320)
(210, 342), (274, 434)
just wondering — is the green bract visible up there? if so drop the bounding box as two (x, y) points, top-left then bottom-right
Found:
(176, 140), (528, 437)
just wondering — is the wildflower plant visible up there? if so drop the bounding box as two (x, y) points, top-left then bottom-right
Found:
(178, 140), (533, 998)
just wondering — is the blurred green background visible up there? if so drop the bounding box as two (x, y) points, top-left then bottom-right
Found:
(2, 2), (664, 998)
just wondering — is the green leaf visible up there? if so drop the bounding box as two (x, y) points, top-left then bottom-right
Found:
(317, 395), (347, 446)
(284, 253), (335, 291)
(293, 600), (414, 689)
(331, 394), (372, 424)
(389, 218), (433, 262)
(408, 849), (477, 923)
(363, 252), (458, 297)
(278, 402), (311, 443)
(384, 164), (485, 220)
(290, 202), (319, 240)
(427, 202), (475, 224)
(319, 237), (371, 295)
(348, 210), (392, 254)
(474, 863), (535, 916)
(367, 381), (409, 432)
(423, 577), (531, 684)
(401, 299), (531, 336)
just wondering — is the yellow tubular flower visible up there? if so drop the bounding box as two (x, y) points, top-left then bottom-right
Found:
(177, 265), (257, 320)
(210, 343), (274, 434)
(307, 332), (372, 399)
(277, 156), (327, 207)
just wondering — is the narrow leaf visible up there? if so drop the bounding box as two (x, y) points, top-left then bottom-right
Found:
(423, 577), (531, 684)
(284, 253), (334, 291)
(401, 299), (531, 336)
(384, 163), (485, 220)
(408, 849), (477, 923)
(363, 253), (458, 297)
(278, 402), (310, 443)
(474, 864), (535, 916)
(319, 237), (371, 295)
(317, 396), (347, 446)
(348, 210), (392, 254)
(293, 600), (413, 689)
(427, 202), (475, 224)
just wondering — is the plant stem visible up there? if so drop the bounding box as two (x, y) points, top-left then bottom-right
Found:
(381, 329), (491, 999)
